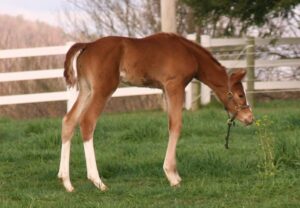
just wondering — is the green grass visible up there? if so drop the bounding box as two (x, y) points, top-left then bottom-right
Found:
(1, 100), (300, 208)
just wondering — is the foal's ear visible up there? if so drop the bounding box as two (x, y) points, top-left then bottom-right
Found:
(229, 68), (247, 83)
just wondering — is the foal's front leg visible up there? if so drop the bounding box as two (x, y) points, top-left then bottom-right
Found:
(163, 86), (184, 186)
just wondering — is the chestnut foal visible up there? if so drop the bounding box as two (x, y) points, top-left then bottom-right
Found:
(58, 33), (253, 192)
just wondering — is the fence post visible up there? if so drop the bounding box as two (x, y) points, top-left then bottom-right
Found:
(200, 35), (212, 105)
(186, 33), (200, 110)
(246, 37), (255, 107)
(185, 83), (192, 110)
(190, 80), (200, 110)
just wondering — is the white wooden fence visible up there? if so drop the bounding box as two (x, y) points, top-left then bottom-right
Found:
(1, 36), (299, 113)
(0, 43), (192, 111)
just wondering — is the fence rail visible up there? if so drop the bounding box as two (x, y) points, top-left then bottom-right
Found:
(204, 37), (300, 47)
(0, 44), (72, 59)
(1, 36), (299, 113)
(0, 69), (63, 82)
(0, 75), (166, 111)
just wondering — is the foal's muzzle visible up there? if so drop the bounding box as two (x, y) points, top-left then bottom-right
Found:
(237, 109), (254, 126)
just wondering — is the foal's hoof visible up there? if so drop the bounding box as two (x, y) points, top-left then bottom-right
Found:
(164, 168), (182, 188)
(58, 177), (75, 192)
(170, 180), (181, 188)
(89, 178), (108, 192)
(99, 183), (108, 192)
(94, 182), (108, 192)
(65, 185), (75, 192)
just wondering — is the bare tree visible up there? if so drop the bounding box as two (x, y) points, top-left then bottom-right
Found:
(62, 0), (161, 40)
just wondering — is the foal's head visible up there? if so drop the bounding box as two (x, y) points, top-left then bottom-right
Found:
(223, 69), (254, 125)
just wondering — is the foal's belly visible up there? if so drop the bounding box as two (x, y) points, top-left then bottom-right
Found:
(119, 69), (162, 89)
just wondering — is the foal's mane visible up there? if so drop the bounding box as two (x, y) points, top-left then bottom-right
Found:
(174, 34), (225, 70)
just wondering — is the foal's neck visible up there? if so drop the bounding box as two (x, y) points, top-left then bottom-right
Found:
(199, 63), (227, 86)
(177, 36), (229, 101)
(194, 51), (228, 92)
(199, 63), (229, 104)
(178, 36), (228, 91)
(191, 45), (229, 102)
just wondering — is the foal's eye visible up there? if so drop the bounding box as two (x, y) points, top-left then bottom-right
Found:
(238, 94), (244, 98)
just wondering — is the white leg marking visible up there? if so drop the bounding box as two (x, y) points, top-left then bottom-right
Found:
(163, 132), (182, 186)
(58, 140), (74, 192)
(84, 139), (107, 191)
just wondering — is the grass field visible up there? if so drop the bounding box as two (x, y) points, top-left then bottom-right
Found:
(1, 100), (300, 207)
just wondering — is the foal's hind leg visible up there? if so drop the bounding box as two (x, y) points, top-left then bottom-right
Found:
(163, 83), (184, 187)
(79, 86), (116, 191)
(58, 81), (90, 192)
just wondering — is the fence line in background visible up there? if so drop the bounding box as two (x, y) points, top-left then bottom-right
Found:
(0, 43), (191, 111)
(0, 43), (73, 59)
(1, 36), (300, 112)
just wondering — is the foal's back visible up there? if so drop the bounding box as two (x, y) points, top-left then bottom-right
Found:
(79, 33), (197, 89)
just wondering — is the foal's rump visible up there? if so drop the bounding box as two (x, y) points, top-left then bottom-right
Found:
(64, 37), (123, 90)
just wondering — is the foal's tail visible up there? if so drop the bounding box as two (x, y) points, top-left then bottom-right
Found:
(64, 43), (87, 87)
